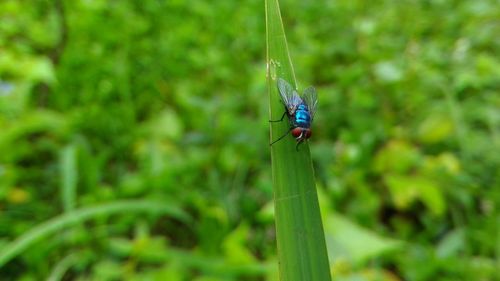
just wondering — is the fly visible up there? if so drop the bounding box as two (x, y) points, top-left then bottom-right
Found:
(270, 78), (318, 150)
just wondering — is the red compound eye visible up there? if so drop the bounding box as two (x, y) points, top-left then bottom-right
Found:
(291, 127), (302, 138)
(305, 129), (312, 138)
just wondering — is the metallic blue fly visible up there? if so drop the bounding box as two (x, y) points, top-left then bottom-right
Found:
(270, 78), (318, 150)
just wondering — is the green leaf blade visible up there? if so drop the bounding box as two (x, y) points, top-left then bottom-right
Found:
(266, 1), (332, 280)
(0, 200), (189, 268)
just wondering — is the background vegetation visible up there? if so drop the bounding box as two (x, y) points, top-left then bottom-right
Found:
(0, 0), (498, 280)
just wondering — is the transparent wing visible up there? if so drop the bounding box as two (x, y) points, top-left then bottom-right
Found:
(302, 86), (318, 120)
(277, 78), (302, 114)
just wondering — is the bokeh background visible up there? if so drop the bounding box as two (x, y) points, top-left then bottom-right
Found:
(0, 0), (499, 280)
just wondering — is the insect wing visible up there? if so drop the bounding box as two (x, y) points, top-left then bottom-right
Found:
(277, 78), (302, 114)
(302, 86), (318, 120)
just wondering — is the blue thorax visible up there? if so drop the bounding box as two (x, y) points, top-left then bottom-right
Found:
(293, 104), (311, 128)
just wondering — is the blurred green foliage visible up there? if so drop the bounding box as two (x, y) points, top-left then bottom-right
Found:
(0, 0), (498, 280)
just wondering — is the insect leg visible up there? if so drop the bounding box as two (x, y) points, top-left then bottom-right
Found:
(269, 111), (287, 123)
(295, 137), (306, 151)
(270, 127), (293, 146)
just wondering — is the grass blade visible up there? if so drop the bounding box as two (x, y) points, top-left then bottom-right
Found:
(266, 1), (332, 280)
(46, 252), (79, 281)
(0, 200), (189, 268)
(60, 144), (77, 212)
